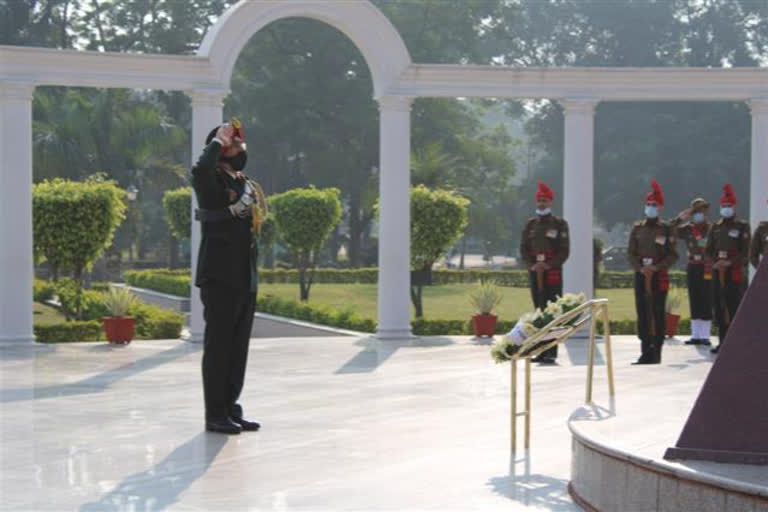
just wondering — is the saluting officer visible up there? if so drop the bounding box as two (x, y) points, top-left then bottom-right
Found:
(749, 209), (768, 271)
(192, 120), (265, 434)
(628, 180), (678, 365)
(705, 184), (750, 355)
(520, 181), (570, 364)
(673, 198), (713, 346)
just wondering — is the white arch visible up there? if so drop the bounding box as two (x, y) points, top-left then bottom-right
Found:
(197, 0), (412, 99)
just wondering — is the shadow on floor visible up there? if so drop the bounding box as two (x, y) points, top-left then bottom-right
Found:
(335, 336), (455, 374)
(79, 432), (227, 511)
(0, 342), (200, 403)
(488, 451), (576, 511)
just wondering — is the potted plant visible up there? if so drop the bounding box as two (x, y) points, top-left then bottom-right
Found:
(665, 287), (684, 338)
(469, 281), (503, 337)
(102, 287), (138, 344)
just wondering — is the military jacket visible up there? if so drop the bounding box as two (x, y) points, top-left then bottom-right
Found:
(749, 221), (768, 269)
(627, 219), (678, 270)
(191, 141), (259, 291)
(673, 219), (711, 264)
(705, 217), (750, 267)
(520, 215), (570, 268)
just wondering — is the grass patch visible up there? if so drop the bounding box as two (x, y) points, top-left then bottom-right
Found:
(257, 283), (688, 322)
(33, 302), (67, 325)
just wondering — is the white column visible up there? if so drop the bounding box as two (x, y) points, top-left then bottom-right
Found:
(0, 82), (35, 344)
(750, 99), (768, 280)
(186, 88), (227, 342)
(376, 96), (413, 340)
(561, 99), (598, 299)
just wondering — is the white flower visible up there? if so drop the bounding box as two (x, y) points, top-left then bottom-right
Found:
(545, 301), (562, 316)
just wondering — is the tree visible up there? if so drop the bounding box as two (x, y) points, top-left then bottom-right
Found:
(409, 186), (470, 318)
(270, 187), (342, 301)
(162, 187), (191, 240)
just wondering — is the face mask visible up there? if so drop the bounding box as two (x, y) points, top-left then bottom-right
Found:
(692, 212), (705, 224)
(222, 150), (248, 171)
(536, 208), (551, 216)
(720, 207), (734, 218)
(644, 206), (659, 219)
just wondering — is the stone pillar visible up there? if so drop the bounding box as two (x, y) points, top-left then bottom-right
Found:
(750, 99), (768, 280)
(376, 96), (413, 340)
(0, 82), (35, 344)
(561, 99), (598, 299)
(186, 88), (227, 342)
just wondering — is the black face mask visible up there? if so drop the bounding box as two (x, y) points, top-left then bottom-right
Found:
(221, 150), (247, 171)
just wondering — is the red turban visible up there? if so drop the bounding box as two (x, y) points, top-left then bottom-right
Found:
(720, 183), (737, 205)
(645, 179), (664, 207)
(536, 181), (554, 201)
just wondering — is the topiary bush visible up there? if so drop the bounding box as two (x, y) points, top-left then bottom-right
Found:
(270, 187), (342, 301)
(33, 177), (126, 282)
(162, 187), (192, 240)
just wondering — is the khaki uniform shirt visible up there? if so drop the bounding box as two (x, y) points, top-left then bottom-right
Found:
(673, 220), (711, 264)
(520, 215), (570, 268)
(705, 218), (750, 267)
(627, 219), (678, 271)
(749, 221), (768, 269)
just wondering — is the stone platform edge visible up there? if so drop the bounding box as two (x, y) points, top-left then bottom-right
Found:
(568, 416), (768, 512)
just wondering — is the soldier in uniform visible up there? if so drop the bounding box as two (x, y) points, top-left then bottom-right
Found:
(673, 198), (713, 346)
(192, 120), (266, 434)
(520, 181), (570, 364)
(705, 184), (750, 355)
(628, 180), (678, 365)
(749, 207), (768, 270)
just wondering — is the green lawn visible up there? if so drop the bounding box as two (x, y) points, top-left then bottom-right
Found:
(33, 302), (67, 325)
(259, 283), (691, 322)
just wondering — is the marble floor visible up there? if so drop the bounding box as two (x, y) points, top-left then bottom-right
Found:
(0, 332), (714, 511)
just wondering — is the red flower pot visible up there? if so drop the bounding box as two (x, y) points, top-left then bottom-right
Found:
(472, 314), (498, 337)
(665, 313), (681, 338)
(102, 316), (135, 344)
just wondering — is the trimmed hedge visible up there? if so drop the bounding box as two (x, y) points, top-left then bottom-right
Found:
(35, 321), (103, 343)
(130, 303), (185, 340)
(130, 267), (687, 289)
(257, 293), (696, 336)
(123, 269), (191, 296)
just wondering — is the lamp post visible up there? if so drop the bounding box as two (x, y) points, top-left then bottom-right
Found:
(126, 184), (138, 263)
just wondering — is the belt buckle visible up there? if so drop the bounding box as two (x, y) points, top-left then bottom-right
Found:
(693, 254), (702, 261)
(642, 257), (653, 267)
(718, 251), (728, 259)
(536, 254), (546, 262)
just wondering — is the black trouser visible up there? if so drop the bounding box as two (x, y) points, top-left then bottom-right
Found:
(687, 263), (713, 321)
(200, 281), (256, 421)
(712, 269), (743, 347)
(634, 272), (667, 363)
(529, 270), (561, 359)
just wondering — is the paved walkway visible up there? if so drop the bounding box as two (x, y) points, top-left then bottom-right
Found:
(0, 334), (713, 511)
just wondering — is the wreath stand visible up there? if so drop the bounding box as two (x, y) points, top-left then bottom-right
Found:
(509, 298), (615, 453)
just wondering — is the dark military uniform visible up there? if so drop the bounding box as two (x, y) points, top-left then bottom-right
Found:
(705, 218), (750, 349)
(673, 219), (713, 326)
(628, 219), (678, 363)
(191, 140), (259, 423)
(750, 222), (768, 270)
(520, 214), (570, 360)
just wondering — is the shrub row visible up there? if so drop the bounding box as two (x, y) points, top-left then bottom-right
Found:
(123, 269), (191, 296)
(35, 321), (103, 343)
(128, 267), (688, 290)
(256, 294), (693, 336)
(34, 278), (56, 302)
(36, 279), (185, 341)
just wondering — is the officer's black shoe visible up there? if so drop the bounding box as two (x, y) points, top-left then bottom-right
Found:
(206, 417), (242, 435)
(632, 355), (653, 365)
(710, 345), (720, 354)
(231, 416), (261, 431)
(701, 339), (712, 346)
(684, 339), (700, 345)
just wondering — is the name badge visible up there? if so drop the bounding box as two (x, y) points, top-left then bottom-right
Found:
(693, 254), (702, 261)
(536, 254), (546, 262)
(546, 229), (558, 239)
(697, 238), (707, 248)
(642, 258), (653, 266)
(718, 250), (728, 259)
(728, 229), (739, 238)
(655, 236), (666, 245)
